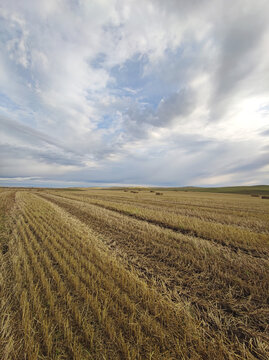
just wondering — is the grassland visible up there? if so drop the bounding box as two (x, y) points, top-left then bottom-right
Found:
(0, 187), (269, 359)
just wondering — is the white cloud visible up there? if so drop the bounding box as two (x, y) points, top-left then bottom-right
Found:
(0, 0), (269, 186)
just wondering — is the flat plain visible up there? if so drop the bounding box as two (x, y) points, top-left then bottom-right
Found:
(0, 187), (269, 359)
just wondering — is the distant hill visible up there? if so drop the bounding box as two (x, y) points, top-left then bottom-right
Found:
(103, 185), (269, 195)
(157, 185), (269, 195)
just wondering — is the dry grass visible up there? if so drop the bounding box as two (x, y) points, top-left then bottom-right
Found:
(0, 188), (269, 359)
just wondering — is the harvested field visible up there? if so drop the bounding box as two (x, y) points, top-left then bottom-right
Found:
(1, 188), (269, 359)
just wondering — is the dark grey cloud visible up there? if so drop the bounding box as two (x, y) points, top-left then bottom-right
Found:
(0, 115), (87, 177)
(261, 129), (269, 136)
(31, 139), (267, 187)
(224, 152), (269, 174)
(0, 114), (123, 165)
(156, 89), (196, 126)
(0, 143), (82, 167)
(209, 1), (269, 120)
(0, 115), (59, 147)
(216, 15), (265, 94)
(123, 88), (196, 138)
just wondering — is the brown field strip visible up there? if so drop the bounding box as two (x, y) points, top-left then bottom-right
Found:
(90, 192), (268, 225)
(42, 191), (269, 256)
(38, 190), (269, 359)
(1, 189), (269, 359)
(52, 189), (269, 230)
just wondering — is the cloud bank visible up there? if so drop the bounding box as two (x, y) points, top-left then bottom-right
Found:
(0, 0), (269, 187)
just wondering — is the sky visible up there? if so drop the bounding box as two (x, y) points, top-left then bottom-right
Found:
(0, 0), (269, 187)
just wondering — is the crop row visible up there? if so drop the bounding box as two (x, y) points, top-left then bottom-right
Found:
(45, 191), (269, 254)
(38, 191), (269, 359)
(2, 190), (268, 359)
(15, 191), (231, 359)
(55, 190), (269, 233)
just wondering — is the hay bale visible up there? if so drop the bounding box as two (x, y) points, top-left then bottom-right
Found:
(251, 194), (259, 197)
(261, 196), (269, 199)
(155, 192), (163, 195)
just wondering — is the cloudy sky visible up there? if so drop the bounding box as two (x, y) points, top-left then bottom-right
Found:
(0, 0), (269, 187)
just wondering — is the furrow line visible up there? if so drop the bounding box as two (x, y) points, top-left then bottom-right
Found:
(17, 215), (86, 360)
(21, 203), (164, 359)
(41, 192), (268, 258)
(38, 192), (269, 359)
(23, 199), (186, 359)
